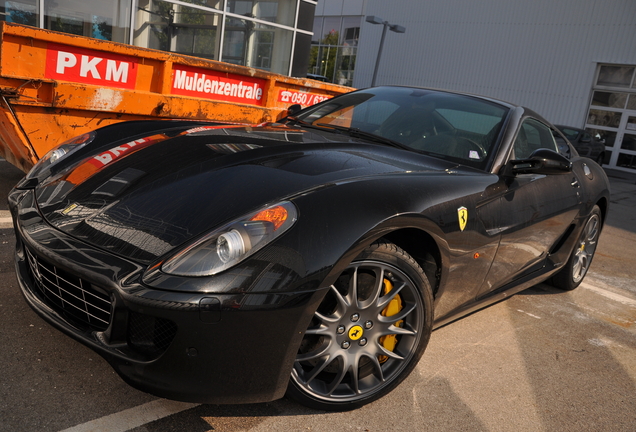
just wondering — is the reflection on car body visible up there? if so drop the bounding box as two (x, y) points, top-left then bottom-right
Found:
(9, 86), (610, 411)
(556, 125), (606, 165)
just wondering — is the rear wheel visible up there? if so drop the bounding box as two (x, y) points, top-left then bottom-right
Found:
(287, 241), (433, 411)
(551, 205), (602, 291)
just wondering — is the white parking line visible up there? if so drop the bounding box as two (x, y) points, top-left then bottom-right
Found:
(30, 279), (636, 431)
(59, 399), (200, 432)
(580, 281), (636, 308)
(0, 210), (12, 228)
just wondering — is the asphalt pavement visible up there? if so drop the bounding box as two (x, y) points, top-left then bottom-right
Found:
(1, 159), (634, 432)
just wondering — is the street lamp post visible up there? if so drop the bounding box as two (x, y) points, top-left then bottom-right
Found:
(366, 16), (406, 87)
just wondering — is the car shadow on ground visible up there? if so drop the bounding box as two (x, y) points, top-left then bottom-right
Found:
(129, 375), (490, 432)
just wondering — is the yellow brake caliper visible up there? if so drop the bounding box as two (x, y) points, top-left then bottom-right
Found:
(378, 278), (403, 363)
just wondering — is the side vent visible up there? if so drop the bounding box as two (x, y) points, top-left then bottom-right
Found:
(549, 224), (576, 255)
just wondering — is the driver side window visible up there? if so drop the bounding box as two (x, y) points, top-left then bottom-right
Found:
(513, 118), (559, 159)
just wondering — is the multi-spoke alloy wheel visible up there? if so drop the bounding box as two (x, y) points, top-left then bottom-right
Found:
(287, 241), (433, 411)
(552, 205), (602, 291)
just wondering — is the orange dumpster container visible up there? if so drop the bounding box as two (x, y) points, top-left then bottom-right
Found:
(0, 22), (352, 172)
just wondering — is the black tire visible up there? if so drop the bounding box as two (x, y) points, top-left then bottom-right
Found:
(551, 205), (602, 291)
(287, 240), (434, 411)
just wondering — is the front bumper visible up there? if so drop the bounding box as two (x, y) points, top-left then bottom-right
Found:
(10, 188), (326, 404)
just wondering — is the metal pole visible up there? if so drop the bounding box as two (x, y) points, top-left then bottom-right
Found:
(371, 21), (388, 87)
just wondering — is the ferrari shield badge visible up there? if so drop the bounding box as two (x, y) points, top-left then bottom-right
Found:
(457, 206), (468, 232)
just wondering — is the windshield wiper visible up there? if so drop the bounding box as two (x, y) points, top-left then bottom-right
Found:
(284, 116), (306, 126)
(315, 123), (410, 150)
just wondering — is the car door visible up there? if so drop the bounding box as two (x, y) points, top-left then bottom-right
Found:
(477, 118), (582, 297)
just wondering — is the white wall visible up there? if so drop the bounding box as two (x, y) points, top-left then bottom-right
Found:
(354, 0), (636, 126)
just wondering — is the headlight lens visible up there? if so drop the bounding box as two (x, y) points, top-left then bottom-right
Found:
(27, 132), (96, 179)
(161, 201), (298, 276)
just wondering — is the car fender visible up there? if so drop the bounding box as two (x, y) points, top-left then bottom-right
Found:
(286, 172), (500, 303)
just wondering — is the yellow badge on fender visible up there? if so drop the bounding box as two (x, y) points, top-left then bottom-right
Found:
(457, 206), (468, 232)
(348, 325), (363, 341)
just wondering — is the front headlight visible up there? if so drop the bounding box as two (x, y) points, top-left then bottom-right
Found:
(161, 201), (298, 276)
(27, 132), (96, 179)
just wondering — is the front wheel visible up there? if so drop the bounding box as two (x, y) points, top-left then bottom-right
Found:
(287, 241), (433, 411)
(551, 205), (602, 291)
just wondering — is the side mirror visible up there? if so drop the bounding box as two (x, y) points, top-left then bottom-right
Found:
(287, 104), (302, 116)
(510, 149), (572, 175)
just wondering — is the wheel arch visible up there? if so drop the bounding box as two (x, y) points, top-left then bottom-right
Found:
(319, 214), (449, 301)
(383, 228), (443, 298)
(596, 196), (609, 226)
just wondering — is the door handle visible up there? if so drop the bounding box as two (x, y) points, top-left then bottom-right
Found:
(571, 178), (579, 187)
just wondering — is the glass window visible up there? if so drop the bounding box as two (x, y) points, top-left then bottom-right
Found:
(620, 132), (636, 151)
(308, 45), (332, 81)
(173, 5), (220, 59)
(552, 132), (571, 158)
(223, 16), (291, 74)
(628, 95), (636, 111)
(311, 16), (322, 43)
(617, 152), (636, 169)
(596, 65), (634, 87)
(45, 0), (131, 43)
(296, 0), (313, 32)
(226, 0), (296, 27)
(587, 109), (622, 128)
(1, 0), (38, 26)
(295, 87), (509, 169)
(135, 0), (221, 59)
(438, 109), (504, 135)
(559, 127), (580, 141)
(340, 16), (360, 45)
(586, 128), (617, 147)
(591, 91), (628, 109)
(333, 46), (356, 86)
(135, 0), (171, 51)
(320, 16), (340, 42)
(252, 29), (274, 69)
(513, 119), (558, 159)
(180, 0), (222, 8)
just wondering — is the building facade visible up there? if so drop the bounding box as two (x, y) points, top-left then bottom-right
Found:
(315, 0), (636, 173)
(5, 1), (636, 172)
(310, 0), (363, 86)
(0, 0), (316, 77)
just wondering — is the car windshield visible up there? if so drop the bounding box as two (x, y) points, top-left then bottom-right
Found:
(293, 86), (509, 169)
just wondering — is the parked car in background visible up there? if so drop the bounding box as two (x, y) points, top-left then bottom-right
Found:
(306, 73), (330, 82)
(556, 125), (606, 164)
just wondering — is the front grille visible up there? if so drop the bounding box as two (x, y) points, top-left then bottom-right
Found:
(25, 247), (112, 331)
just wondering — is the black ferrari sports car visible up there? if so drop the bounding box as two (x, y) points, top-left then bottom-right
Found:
(9, 86), (609, 411)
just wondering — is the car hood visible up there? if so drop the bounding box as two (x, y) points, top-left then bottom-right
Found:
(34, 124), (461, 264)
